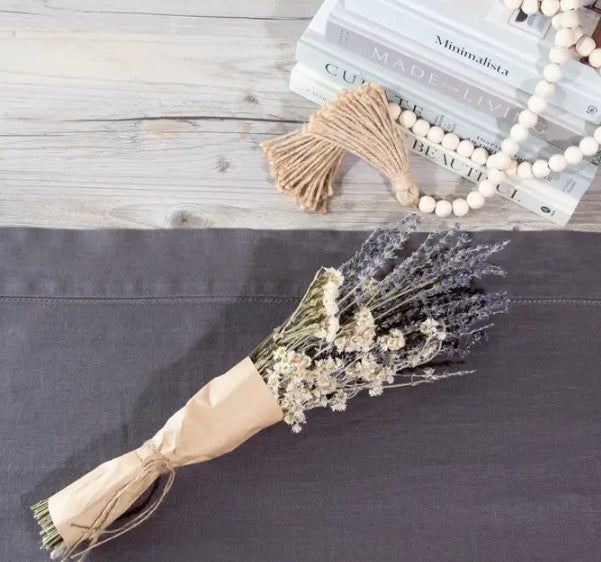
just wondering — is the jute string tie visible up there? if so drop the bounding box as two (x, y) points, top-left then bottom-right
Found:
(61, 442), (175, 561)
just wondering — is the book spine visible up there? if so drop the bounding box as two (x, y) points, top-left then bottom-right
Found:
(343, 0), (601, 124)
(296, 34), (594, 197)
(324, 16), (584, 149)
(289, 63), (575, 226)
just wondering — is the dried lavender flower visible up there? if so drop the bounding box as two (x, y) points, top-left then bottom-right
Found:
(251, 218), (509, 432)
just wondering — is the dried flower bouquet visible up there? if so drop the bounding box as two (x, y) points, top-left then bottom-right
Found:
(32, 218), (508, 560)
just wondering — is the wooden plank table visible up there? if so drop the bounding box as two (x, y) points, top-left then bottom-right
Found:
(0, 0), (599, 230)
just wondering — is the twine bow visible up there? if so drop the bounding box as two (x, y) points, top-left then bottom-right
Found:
(61, 442), (175, 561)
(261, 82), (419, 213)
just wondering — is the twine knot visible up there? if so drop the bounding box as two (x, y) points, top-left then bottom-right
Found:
(63, 442), (176, 561)
(138, 441), (174, 475)
(391, 173), (420, 207)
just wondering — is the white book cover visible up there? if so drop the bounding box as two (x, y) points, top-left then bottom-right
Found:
(289, 62), (577, 226)
(298, 29), (596, 197)
(343, 0), (601, 124)
(325, 2), (599, 149)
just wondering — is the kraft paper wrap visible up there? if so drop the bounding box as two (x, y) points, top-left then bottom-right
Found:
(47, 357), (283, 548)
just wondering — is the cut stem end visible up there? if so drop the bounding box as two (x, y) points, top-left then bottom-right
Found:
(31, 499), (67, 559)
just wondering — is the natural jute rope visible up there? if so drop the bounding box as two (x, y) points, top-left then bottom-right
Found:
(261, 83), (419, 213)
(58, 443), (175, 561)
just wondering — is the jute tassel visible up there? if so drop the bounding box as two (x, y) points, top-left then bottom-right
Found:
(261, 83), (419, 212)
(261, 128), (344, 213)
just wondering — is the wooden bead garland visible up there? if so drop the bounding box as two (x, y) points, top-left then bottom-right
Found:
(411, 0), (601, 217)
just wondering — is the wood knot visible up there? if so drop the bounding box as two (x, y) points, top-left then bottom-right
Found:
(162, 205), (193, 228)
(217, 156), (230, 173)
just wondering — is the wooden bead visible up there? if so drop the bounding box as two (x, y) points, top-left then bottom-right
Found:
(551, 14), (564, 31)
(478, 181), (497, 198)
(555, 29), (576, 48)
(441, 133), (460, 151)
(510, 124), (529, 142)
(541, 0), (560, 16)
(564, 146), (584, 165)
(549, 46), (570, 65)
(521, 0), (541, 14)
(548, 154), (568, 172)
(580, 137), (600, 156)
(456, 140), (475, 158)
(412, 119), (431, 137)
(594, 127), (601, 144)
(589, 49), (601, 69)
(506, 160), (519, 177)
(576, 36), (596, 58)
(399, 110), (417, 129)
(486, 154), (497, 169)
(452, 198), (470, 217)
(387, 103), (401, 121)
(501, 138), (520, 156)
(418, 195), (437, 214)
(471, 147), (489, 166)
(543, 63), (562, 83)
(517, 161), (534, 179)
(434, 200), (453, 218)
(467, 191), (485, 210)
(535, 80), (555, 99)
(560, 0), (580, 10)
(560, 10), (580, 29)
(487, 153), (512, 171)
(518, 110), (538, 128)
(487, 168), (507, 185)
(426, 126), (445, 144)
(527, 96), (548, 114)
(532, 159), (551, 178)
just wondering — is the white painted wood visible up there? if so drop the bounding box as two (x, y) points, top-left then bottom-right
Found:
(0, 0), (318, 25)
(0, 27), (311, 121)
(0, 0), (598, 230)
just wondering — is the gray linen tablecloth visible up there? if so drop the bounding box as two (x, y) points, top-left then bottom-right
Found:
(1, 228), (600, 562)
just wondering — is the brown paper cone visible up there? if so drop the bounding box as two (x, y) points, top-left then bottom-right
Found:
(43, 357), (283, 554)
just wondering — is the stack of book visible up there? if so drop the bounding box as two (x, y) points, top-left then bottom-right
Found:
(290, 0), (601, 225)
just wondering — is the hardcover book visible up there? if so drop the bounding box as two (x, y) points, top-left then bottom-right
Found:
(324, 3), (596, 149)
(289, 62), (579, 226)
(343, 0), (601, 124)
(297, 29), (598, 197)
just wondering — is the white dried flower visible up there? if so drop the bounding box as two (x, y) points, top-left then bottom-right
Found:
(368, 385), (384, 397)
(323, 267), (344, 287)
(378, 329), (406, 352)
(335, 308), (376, 353)
(315, 268), (344, 343)
(419, 318), (447, 340)
(325, 316), (340, 343)
(382, 365), (395, 385)
(419, 318), (439, 336)
(266, 372), (280, 392)
(329, 391), (348, 412)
